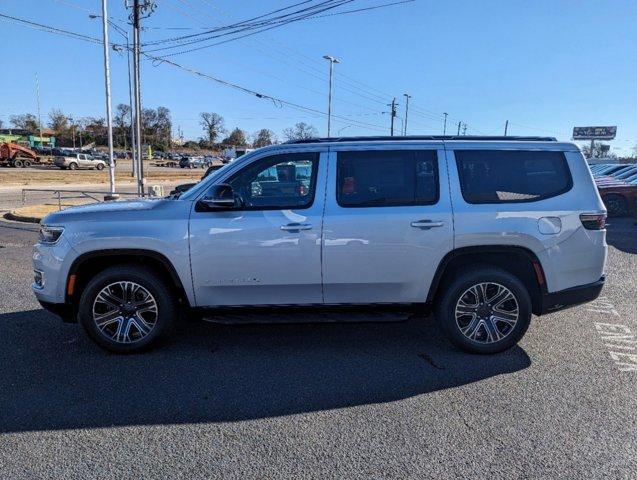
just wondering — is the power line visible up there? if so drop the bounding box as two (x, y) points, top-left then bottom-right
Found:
(0, 12), (102, 44)
(141, 1), (353, 49)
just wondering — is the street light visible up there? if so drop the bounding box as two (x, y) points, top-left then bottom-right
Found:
(403, 93), (411, 136)
(323, 55), (340, 137)
(89, 13), (137, 180)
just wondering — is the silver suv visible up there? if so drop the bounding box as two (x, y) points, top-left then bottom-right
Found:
(32, 136), (607, 354)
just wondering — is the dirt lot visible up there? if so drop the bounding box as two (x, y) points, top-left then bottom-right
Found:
(0, 162), (204, 186)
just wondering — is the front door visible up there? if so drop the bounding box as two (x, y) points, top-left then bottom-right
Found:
(189, 150), (327, 306)
(321, 146), (454, 304)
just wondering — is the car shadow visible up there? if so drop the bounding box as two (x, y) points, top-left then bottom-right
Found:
(0, 309), (531, 433)
(606, 217), (637, 254)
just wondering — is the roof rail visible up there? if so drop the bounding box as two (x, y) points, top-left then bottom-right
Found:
(285, 135), (558, 144)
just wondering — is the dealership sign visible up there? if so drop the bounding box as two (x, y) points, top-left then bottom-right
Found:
(573, 126), (617, 140)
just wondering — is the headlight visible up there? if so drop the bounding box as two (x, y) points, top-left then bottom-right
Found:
(39, 226), (64, 244)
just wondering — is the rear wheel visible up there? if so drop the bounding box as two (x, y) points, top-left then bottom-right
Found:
(69, 162), (78, 170)
(435, 267), (532, 354)
(23, 159), (32, 168)
(604, 194), (629, 217)
(96, 163), (105, 171)
(78, 265), (177, 353)
(13, 159), (23, 168)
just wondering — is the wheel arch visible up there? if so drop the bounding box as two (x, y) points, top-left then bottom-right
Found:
(67, 249), (191, 308)
(427, 245), (547, 315)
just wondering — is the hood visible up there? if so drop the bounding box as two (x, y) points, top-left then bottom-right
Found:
(41, 198), (179, 225)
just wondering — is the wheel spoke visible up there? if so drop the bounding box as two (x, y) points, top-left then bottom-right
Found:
(483, 316), (503, 343)
(130, 314), (153, 337)
(96, 289), (123, 308)
(492, 314), (517, 327)
(460, 315), (481, 339)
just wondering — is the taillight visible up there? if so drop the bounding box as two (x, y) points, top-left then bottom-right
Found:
(580, 213), (606, 230)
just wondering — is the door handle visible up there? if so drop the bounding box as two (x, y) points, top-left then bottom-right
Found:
(280, 223), (313, 231)
(410, 220), (444, 229)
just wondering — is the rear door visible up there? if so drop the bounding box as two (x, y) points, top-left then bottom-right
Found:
(321, 144), (454, 304)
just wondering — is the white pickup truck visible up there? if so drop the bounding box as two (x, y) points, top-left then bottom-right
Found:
(53, 153), (107, 171)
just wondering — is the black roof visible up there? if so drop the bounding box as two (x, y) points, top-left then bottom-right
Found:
(286, 135), (557, 144)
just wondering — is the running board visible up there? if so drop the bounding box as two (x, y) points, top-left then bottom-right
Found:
(199, 306), (417, 325)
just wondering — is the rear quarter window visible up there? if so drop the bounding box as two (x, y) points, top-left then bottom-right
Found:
(455, 150), (572, 204)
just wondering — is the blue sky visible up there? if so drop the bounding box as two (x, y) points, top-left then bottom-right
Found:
(1, 0), (636, 154)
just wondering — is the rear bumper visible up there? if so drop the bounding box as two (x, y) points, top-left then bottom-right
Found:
(539, 276), (605, 314)
(38, 300), (76, 323)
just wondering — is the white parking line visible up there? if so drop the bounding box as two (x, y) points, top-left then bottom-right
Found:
(588, 297), (637, 372)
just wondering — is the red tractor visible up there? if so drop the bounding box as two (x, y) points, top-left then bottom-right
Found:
(0, 142), (40, 168)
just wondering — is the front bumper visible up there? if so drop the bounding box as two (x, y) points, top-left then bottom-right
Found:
(539, 276), (605, 314)
(38, 300), (76, 323)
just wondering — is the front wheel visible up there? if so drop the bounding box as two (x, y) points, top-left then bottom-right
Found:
(435, 267), (532, 354)
(96, 163), (105, 171)
(78, 265), (177, 353)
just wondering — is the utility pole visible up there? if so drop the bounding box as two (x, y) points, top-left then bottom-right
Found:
(69, 116), (76, 149)
(323, 55), (340, 137)
(443, 112), (448, 135)
(504, 120), (508, 136)
(101, 0), (117, 199)
(403, 93), (411, 136)
(456, 121), (462, 135)
(130, 0), (149, 196)
(462, 123), (467, 135)
(35, 73), (44, 149)
(388, 98), (397, 136)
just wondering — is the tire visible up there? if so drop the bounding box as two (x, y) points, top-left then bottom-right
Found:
(603, 194), (629, 217)
(69, 162), (78, 170)
(78, 265), (177, 353)
(13, 159), (23, 168)
(435, 266), (532, 354)
(23, 159), (32, 168)
(96, 163), (105, 171)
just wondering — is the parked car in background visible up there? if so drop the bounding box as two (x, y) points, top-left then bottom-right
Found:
(179, 156), (210, 169)
(53, 152), (107, 170)
(590, 163), (637, 215)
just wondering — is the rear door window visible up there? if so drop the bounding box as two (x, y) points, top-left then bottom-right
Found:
(455, 150), (572, 203)
(336, 150), (439, 207)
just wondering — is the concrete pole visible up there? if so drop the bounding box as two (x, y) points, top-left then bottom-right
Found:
(101, 0), (117, 199)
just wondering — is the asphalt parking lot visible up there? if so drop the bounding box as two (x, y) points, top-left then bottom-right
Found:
(0, 219), (635, 479)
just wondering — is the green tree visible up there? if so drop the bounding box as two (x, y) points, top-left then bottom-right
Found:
(253, 128), (275, 148)
(282, 122), (318, 141)
(222, 127), (247, 147)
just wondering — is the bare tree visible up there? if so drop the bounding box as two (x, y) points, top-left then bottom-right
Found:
(48, 109), (70, 135)
(199, 112), (225, 146)
(282, 122), (318, 141)
(9, 113), (39, 132)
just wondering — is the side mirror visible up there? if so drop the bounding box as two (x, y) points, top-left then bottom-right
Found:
(198, 183), (236, 209)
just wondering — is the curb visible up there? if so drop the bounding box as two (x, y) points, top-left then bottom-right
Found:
(3, 211), (42, 224)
